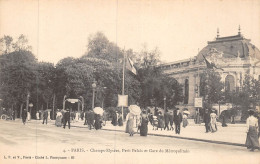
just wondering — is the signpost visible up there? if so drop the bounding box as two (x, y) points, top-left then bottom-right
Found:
(194, 97), (203, 108)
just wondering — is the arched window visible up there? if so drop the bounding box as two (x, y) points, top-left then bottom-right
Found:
(184, 79), (189, 104)
(225, 75), (235, 92)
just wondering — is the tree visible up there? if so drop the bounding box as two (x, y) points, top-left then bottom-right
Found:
(135, 46), (183, 108)
(0, 50), (37, 117)
(0, 35), (13, 54)
(199, 69), (224, 108)
(12, 34), (32, 52)
(84, 32), (123, 63)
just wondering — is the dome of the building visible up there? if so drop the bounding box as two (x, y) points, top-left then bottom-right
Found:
(197, 34), (260, 62)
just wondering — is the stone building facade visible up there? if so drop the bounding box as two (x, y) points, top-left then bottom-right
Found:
(160, 30), (260, 116)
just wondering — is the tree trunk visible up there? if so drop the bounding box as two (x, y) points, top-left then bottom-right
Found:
(20, 103), (23, 118)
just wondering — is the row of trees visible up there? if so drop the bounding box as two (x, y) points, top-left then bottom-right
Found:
(199, 68), (260, 120)
(0, 33), (184, 118)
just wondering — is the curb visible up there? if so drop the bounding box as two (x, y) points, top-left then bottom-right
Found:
(70, 125), (245, 147)
(6, 119), (245, 147)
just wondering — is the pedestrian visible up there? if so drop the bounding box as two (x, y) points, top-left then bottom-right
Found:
(118, 113), (123, 126)
(63, 108), (70, 129)
(27, 111), (31, 121)
(102, 110), (107, 126)
(164, 111), (170, 130)
(203, 109), (211, 133)
(182, 113), (188, 128)
(87, 110), (95, 130)
(194, 108), (200, 124)
(157, 111), (164, 131)
(210, 109), (217, 132)
(221, 111), (228, 127)
(36, 111), (40, 120)
(148, 112), (153, 125)
(245, 110), (259, 151)
(94, 114), (102, 130)
(140, 111), (149, 136)
(55, 110), (62, 127)
(42, 110), (48, 124)
(169, 111), (174, 131)
(22, 109), (27, 125)
(174, 108), (182, 134)
(111, 111), (118, 126)
(125, 112), (135, 136)
(84, 110), (88, 125)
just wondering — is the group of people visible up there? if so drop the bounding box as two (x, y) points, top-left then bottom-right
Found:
(203, 108), (218, 133)
(124, 108), (189, 136)
(83, 110), (103, 130)
(147, 108), (188, 134)
(111, 111), (123, 126)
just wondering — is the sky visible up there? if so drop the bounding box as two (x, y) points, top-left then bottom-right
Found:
(0, 0), (260, 64)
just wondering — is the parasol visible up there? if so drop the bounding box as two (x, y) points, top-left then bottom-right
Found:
(183, 111), (190, 115)
(93, 107), (104, 115)
(129, 105), (141, 115)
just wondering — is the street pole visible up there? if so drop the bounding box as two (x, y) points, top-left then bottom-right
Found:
(52, 94), (55, 120)
(92, 81), (96, 110)
(164, 97), (166, 112)
(63, 95), (66, 110)
(122, 50), (126, 122)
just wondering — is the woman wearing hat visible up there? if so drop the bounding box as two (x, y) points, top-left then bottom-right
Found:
(140, 111), (149, 136)
(125, 112), (135, 136)
(245, 110), (259, 151)
(210, 109), (218, 132)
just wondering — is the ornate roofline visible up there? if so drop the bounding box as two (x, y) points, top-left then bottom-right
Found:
(208, 34), (251, 44)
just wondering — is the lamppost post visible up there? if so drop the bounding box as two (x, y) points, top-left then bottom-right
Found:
(164, 96), (166, 112)
(63, 95), (67, 110)
(102, 87), (107, 109)
(92, 80), (97, 110)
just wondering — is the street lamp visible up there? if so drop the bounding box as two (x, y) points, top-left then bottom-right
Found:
(102, 87), (107, 109)
(92, 80), (97, 109)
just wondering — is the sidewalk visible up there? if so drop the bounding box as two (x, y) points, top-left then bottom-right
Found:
(13, 118), (249, 147)
(70, 119), (248, 147)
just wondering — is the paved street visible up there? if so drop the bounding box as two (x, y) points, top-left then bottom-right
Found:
(0, 120), (259, 164)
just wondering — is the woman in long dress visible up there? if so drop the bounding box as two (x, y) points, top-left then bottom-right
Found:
(157, 112), (164, 131)
(182, 113), (188, 128)
(94, 114), (102, 130)
(210, 110), (217, 132)
(111, 111), (118, 126)
(125, 113), (135, 136)
(245, 110), (259, 151)
(55, 110), (62, 127)
(140, 112), (149, 136)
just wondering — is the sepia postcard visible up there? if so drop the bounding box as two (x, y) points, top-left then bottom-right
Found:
(0, 0), (260, 164)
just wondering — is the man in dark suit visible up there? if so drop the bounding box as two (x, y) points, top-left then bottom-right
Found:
(63, 108), (70, 129)
(203, 109), (211, 133)
(22, 109), (27, 125)
(174, 108), (182, 134)
(164, 111), (170, 131)
(42, 110), (48, 124)
(87, 110), (95, 130)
